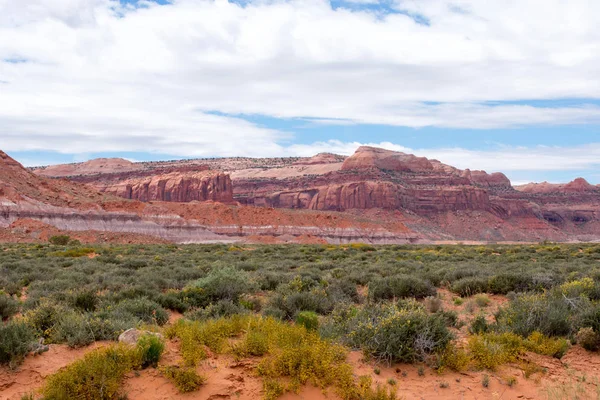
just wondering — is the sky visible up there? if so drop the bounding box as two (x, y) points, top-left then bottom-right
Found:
(1, 0), (600, 185)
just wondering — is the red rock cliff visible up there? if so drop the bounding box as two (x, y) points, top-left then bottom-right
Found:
(98, 171), (234, 203)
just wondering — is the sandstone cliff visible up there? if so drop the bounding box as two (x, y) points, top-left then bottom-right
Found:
(97, 171), (234, 203)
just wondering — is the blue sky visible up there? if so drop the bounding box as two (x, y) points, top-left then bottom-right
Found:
(2, 0), (600, 185)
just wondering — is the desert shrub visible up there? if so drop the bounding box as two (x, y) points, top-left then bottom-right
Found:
(165, 315), (250, 366)
(450, 277), (489, 297)
(239, 294), (262, 312)
(576, 304), (600, 334)
(176, 287), (210, 309)
(24, 300), (67, 336)
(296, 311), (319, 331)
(443, 267), (482, 283)
(187, 267), (257, 304)
(369, 276), (435, 301)
(48, 312), (95, 347)
(523, 331), (569, 358)
(424, 296), (442, 313)
(468, 334), (519, 370)
(327, 303), (452, 364)
(250, 318), (357, 399)
(560, 277), (595, 298)
(0, 293), (19, 320)
(121, 260), (148, 270)
(185, 299), (248, 321)
(161, 365), (206, 393)
(488, 273), (534, 294)
(69, 289), (98, 312)
(258, 272), (290, 291)
(474, 294), (490, 308)
(495, 291), (575, 337)
(137, 334), (165, 368)
(50, 248), (95, 258)
(468, 332), (568, 370)
(438, 343), (471, 372)
(470, 315), (490, 334)
(49, 235), (71, 245)
(40, 343), (140, 399)
(110, 298), (169, 326)
(266, 281), (334, 319)
(0, 320), (37, 367)
(576, 327), (600, 351)
(328, 280), (361, 303)
(355, 376), (397, 400)
(157, 289), (189, 313)
(436, 310), (459, 328)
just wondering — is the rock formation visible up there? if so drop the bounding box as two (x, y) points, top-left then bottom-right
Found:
(33, 158), (138, 177)
(18, 146), (600, 243)
(98, 171), (234, 203)
(515, 178), (598, 194)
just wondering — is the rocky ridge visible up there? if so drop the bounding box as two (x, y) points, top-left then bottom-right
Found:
(13, 146), (600, 243)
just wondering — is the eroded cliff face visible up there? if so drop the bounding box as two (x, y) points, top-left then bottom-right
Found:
(235, 146), (508, 216)
(97, 171), (234, 203)
(249, 182), (404, 211)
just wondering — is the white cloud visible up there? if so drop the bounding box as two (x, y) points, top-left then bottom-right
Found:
(1, 0), (600, 157)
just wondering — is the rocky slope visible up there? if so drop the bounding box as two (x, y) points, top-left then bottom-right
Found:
(515, 178), (599, 194)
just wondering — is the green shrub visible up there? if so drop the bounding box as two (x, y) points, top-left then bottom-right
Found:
(369, 276), (435, 301)
(23, 300), (66, 336)
(470, 315), (490, 334)
(424, 296), (442, 313)
(577, 305), (600, 333)
(165, 316), (250, 366)
(137, 334), (165, 368)
(48, 312), (95, 348)
(0, 293), (19, 320)
(436, 310), (459, 328)
(49, 235), (71, 245)
(576, 327), (600, 351)
(296, 311), (319, 331)
(0, 320), (37, 367)
(157, 290), (189, 313)
(50, 248), (95, 258)
(185, 299), (248, 321)
(495, 291), (574, 337)
(69, 289), (98, 312)
(267, 284), (334, 319)
(474, 294), (491, 308)
(326, 303), (452, 364)
(187, 267), (257, 304)
(40, 344), (140, 399)
(161, 365), (206, 393)
(468, 332), (569, 370)
(450, 277), (489, 297)
(111, 298), (169, 326)
(488, 273), (534, 294)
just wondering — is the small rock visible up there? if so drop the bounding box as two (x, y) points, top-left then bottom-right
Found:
(118, 328), (163, 345)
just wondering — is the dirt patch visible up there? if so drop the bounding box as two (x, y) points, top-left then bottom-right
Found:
(0, 342), (110, 400)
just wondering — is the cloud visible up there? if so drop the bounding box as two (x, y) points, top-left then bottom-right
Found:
(1, 0), (600, 157)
